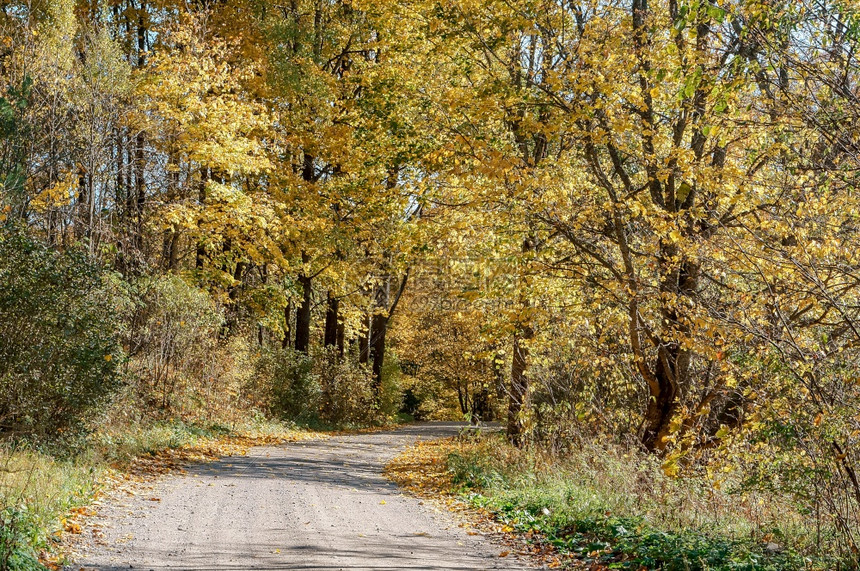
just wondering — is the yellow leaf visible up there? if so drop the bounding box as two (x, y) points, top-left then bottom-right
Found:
(662, 459), (680, 477)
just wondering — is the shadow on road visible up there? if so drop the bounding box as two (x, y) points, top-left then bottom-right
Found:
(69, 422), (521, 571)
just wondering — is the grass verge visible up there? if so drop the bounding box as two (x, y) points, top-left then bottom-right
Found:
(385, 431), (840, 570)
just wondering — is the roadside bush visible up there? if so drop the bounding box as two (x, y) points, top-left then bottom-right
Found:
(0, 507), (41, 571)
(377, 352), (404, 421)
(316, 347), (374, 426)
(0, 226), (123, 436)
(125, 275), (223, 411)
(254, 347), (321, 422)
(252, 347), (377, 426)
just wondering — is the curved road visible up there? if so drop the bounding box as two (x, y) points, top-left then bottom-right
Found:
(69, 423), (532, 571)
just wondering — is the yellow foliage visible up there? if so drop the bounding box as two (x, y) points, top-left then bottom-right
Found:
(31, 175), (76, 212)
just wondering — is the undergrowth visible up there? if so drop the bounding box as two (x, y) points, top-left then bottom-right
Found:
(442, 432), (841, 570)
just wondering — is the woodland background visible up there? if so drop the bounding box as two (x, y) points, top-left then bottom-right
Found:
(2, 0), (860, 568)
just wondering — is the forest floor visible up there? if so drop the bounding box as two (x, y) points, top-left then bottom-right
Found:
(63, 422), (533, 571)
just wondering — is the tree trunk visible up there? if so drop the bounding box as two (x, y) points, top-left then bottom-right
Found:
(294, 273), (312, 353)
(114, 128), (126, 270)
(76, 170), (91, 243)
(282, 300), (292, 349)
(229, 261), (246, 301)
(336, 320), (345, 357)
(639, 252), (697, 452)
(473, 381), (491, 423)
(115, 128), (125, 220)
(369, 271), (408, 398)
(358, 312), (370, 364)
(223, 260), (246, 333)
(195, 168), (207, 270)
(507, 326), (532, 446)
(324, 292), (339, 350)
(163, 151), (180, 271)
(507, 236), (535, 447)
(131, 10), (147, 261)
(457, 383), (468, 416)
(165, 230), (179, 271)
(370, 312), (388, 396)
(640, 349), (681, 452)
(130, 131), (146, 259)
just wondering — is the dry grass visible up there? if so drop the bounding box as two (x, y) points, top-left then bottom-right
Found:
(387, 433), (830, 570)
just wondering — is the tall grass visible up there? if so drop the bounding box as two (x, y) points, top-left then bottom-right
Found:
(447, 432), (835, 570)
(0, 443), (97, 570)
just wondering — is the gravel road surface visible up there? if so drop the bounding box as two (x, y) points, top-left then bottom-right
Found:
(68, 422), (532, 571)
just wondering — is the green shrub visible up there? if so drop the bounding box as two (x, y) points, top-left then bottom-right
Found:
(378, 352), (404, 421)
(0, 225), (123, 436)
(125, 274), (223, 410)
(254, 347), (321, 422)
(449, 449), (505, 490)
(252, 347), (378, 427)
(0, 506), (42, 571)
(316, 347), (374, 426)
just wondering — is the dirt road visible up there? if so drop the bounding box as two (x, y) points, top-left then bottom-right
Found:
(69, 422), (532, 570)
